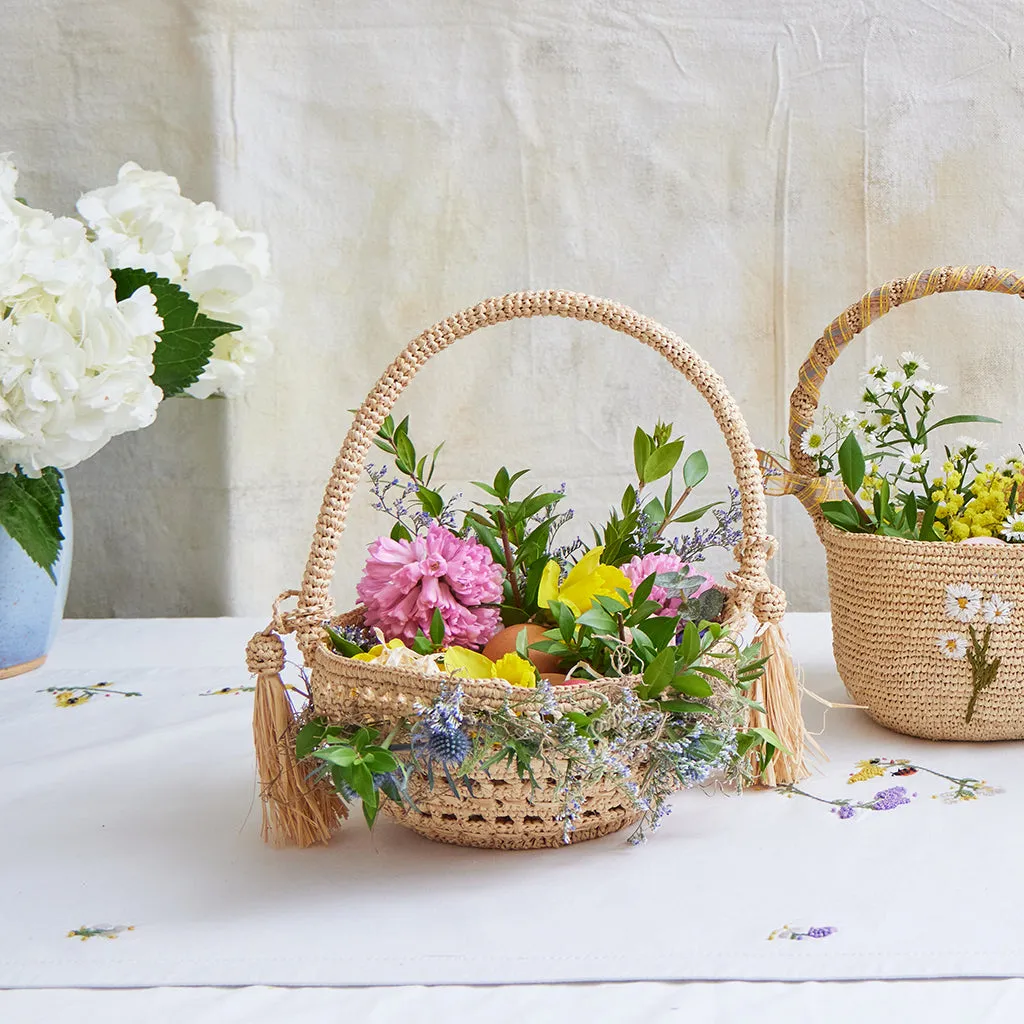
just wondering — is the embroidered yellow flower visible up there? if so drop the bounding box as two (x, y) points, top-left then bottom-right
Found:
(537, 546), (633, 617)
(443, 647), (537, 687)
(847, 760), (887, 784)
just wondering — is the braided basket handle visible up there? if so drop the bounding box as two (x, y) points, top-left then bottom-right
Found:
(789, 266), (1024, 490)
(293, 291), (777, 651)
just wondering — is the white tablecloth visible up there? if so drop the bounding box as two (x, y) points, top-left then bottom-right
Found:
(2, 615), (1023, 1020)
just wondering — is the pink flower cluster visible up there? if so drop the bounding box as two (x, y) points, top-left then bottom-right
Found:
(621, 553), (714, 617)
(356, 524), (504, 648)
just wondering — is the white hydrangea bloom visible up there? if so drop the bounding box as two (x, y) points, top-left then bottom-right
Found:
(0, 158), (164, 476)
(78, 162), (278, 398)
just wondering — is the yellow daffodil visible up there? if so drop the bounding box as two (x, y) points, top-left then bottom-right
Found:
(352, 638), (408, 662)
(537, 545), (633, 617)
(443, 646), (537, 687)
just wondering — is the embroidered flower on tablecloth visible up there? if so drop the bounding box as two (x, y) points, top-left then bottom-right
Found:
(39, 682), (141, 707)
(67, 925), (135, 941)
(780, 780), (915, 819)
(847, 758), (1001, 803)
(768, 925), (837, 941)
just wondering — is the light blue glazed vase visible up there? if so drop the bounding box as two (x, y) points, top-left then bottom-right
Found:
(0, 488), (73, 678)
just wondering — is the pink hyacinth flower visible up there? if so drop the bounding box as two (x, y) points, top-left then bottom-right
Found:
(621, 553), (714, 617)
(356, 523), (504, 649)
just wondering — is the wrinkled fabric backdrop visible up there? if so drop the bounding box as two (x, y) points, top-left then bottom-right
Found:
(4, 0), (1023, 617)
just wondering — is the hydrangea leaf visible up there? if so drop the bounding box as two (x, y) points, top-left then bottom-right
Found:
(111, 267), (241, 397)
(0, 467), (64, 581)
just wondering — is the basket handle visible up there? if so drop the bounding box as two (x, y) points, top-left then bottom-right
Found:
(291, 291), (779, 651)
(788, 265), (1024, 507)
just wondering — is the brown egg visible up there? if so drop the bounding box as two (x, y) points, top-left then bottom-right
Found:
(540, 672), (569, 685)
(482, 623), (562, 673)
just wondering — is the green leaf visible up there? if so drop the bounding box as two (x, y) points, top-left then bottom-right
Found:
(465, 516), (505, 564)
(362, 789), (379, 828)
(324, 623), (363, 657)
(515, 627), (531, 660)
(925, 414), (1001, 434)
(643, 497), (666, 526)
(364, 748), (398, 774)
(679, 621), (700, 664)
(575, 607), (618, 633)
(639, 614), (678, 651)
(633, 428), (653, 481)
(621, 484), (637, 516)
(429, 608), (445, 647)
(671, 501), (722, 525)
(349, 762), (376, 804)
(554, 600), (576, 643)
(411, 629), (433, 655)
(671, 672), (714, 698)
(632, 572), (657, 608)
(643, 440), (684, 484)
(642, 648), (675, 698)
(390, 521), (412, 542)
(418, 487), (444, 518)
(494, 466), (511, 499)
(295, 720), (327, 760)
(682, 450), (709, 489)
(314, 745), (359, 767)
(111, 267), (241, 397)
(395, 432), (416, 474)
(820, 500), (866, 533)
(746, 725), (793, 757)
(837, 433), (866, 494)
(661, 699), (711, 715)
(0, 467), (64, 580)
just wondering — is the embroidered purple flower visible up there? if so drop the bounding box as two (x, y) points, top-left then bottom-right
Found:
(836, 804), (855, 819)
(872, 786), (911, 811)
(807, 926), (837, 939)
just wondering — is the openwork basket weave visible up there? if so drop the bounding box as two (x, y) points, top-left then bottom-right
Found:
(787, 265), (1024, 741)
(246, 291), (808, 850)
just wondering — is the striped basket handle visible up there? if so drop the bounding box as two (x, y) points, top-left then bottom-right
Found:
(288, 291), (782, 654)
(787, 265), (1024, 523)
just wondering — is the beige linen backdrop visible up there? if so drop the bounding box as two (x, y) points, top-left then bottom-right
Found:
(3, 0), (1024, 616)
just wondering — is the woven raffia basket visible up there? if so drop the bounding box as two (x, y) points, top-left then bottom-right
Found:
(246, 291), (808, 850)
(786, 265), (1024, 741)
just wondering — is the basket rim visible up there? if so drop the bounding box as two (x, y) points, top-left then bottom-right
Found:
(820, 518), (1024, 556)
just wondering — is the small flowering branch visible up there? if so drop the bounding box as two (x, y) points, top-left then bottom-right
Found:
(779, 783), (913, 819)
(768, 925), (837, 941)
(848, 758), (997, 802)
(38, 681), (141, 707)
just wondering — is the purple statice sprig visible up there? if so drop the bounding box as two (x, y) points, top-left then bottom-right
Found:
(366, 460), (462, 534)
(780, 782), (915, 819)
(672, 487), (743, 564)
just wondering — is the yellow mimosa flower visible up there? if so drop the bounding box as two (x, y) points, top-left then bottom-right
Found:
(537, 546), (633, 617)
(444, 646), (537, 687)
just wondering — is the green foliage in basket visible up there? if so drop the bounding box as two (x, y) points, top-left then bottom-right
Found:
(788, 353), (1018, 542)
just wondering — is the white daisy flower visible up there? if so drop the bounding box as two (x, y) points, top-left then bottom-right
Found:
(914, 379), (947, 397)
(955, 436), (986, 453)
(884, 374), (909, 394)
(898, 350), (929, 375)
(945, 582), (983, 623)
(862, 360), (889, 383)
(801, 425), (827, 458)
(936, 632), (969, 659)
(1004, 531), (1024, 543)
(899, 445), (929, 473)
(982, 594), (1013, 626)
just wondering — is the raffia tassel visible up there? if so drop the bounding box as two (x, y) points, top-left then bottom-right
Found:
(247, 631), (346, 847)
(748, 620), (814, 787)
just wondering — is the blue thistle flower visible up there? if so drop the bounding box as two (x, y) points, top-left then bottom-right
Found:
(425, 728), (471, 765)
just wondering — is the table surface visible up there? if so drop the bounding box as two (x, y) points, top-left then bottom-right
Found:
(2, 614), (1023, 1023)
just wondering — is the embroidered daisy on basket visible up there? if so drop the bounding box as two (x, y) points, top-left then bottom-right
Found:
(936, 584), (1013, 724)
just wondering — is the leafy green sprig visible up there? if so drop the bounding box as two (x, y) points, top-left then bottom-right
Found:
(595, 423), (720, 566)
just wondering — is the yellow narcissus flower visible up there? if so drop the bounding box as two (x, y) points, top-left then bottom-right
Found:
(537, 546), (633, 617)
(352, 638), (407, 662)
(443, 646), (537, 687)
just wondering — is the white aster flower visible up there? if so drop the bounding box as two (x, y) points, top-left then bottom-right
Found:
(861, 360), (889, 385)
(801, 424), (827, 458)
(1002, 516), (1024, 542)
(981, 594), (1013, 626)
(914, 379), (946, 397)
(898, 445), (929, 476)
(898, 350), (929, 375)
(955, 436), (986, 453)
(78, 162), (279, 398)
(0, 158), (163, 475)
(945, 582), (983, 623)
(936, 632), (968, 659)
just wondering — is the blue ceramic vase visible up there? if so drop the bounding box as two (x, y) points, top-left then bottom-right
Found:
(0, 487), (73, 678)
